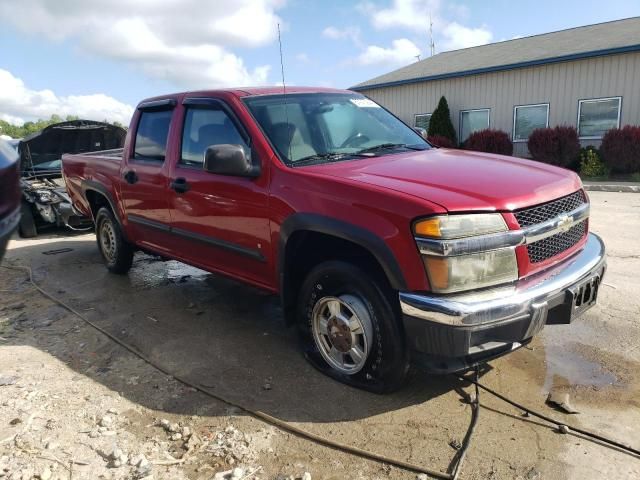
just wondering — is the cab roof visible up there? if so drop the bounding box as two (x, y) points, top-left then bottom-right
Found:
(137, 86), (355, 106)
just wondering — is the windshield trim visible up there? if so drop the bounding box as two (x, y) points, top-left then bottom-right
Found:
(241, 92), (431, 168)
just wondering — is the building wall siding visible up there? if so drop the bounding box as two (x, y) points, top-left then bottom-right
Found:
(362, 52), (640, 157)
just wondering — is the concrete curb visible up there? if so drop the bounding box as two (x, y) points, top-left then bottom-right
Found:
(584, 184), (640, 193)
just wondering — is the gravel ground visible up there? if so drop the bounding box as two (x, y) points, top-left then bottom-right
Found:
(0, 191), (638, 479)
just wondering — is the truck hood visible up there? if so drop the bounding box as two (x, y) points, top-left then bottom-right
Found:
(19, 120), (126, 174)
(303, 148), (583, 212)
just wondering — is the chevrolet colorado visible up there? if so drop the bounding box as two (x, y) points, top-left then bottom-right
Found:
(62, 87), (606, 392)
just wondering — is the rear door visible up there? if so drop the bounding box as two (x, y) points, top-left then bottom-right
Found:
(120, 99), (176, 253)
(166, 96), (273, 289)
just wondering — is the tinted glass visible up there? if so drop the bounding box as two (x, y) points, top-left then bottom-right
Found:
(514, 105), (548, 141)
(244, 93), (428, 164)
(134, 110), (172, 161)
(460, 110), (489, 142)
(181, 109), (248, 166)
(578, 98), (620, 138)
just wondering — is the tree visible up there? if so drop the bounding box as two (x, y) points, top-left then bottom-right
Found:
(427, 96), (457, 145)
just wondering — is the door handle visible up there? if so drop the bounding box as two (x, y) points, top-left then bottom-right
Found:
(170, 177), (190, 193)
(123, 170), (138, 184)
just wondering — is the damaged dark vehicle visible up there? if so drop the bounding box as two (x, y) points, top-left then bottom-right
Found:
(16, 120), (126, 237)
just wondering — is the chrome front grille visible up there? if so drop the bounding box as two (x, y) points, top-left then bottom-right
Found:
(514, 190), (586, 227)
(515, 190), (588, 263)
(526, 221), (587, 263)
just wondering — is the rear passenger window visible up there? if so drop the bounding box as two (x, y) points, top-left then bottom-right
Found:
(181, 108), (248, 166)
(134, 110), (172, 161)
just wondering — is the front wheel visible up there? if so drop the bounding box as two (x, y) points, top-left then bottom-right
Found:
(297, 261), (409, 393)
(95, 207), (133, 274)
(18, 201), (38, 238)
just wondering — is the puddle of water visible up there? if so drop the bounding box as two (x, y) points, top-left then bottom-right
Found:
(543, 344), (619, 392)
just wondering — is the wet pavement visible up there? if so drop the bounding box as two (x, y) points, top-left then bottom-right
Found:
(1, 191), (639, 479)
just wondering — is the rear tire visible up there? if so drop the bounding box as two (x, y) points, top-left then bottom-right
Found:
(95, 207), (133, 274)
(297, 260), (409, 393)
(18, 201), (38, 238)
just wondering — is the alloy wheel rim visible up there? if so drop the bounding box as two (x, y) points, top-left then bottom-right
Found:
(311, 294), (373, 375)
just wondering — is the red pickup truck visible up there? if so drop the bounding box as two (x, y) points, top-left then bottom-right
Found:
(63, 87), (606, 392)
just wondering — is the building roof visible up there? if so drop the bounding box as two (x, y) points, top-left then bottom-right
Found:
(352, 17), (640, 91)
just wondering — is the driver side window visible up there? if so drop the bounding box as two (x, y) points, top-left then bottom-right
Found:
(180, 108), (248, 166)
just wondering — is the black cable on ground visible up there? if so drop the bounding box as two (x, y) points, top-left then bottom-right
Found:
(456, 373), (640, 458)
(450, 368), (480, 480)
(2, 265), (460, 479)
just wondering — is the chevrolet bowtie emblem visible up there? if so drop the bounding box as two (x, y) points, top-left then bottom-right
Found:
(557, 215), (574, 233)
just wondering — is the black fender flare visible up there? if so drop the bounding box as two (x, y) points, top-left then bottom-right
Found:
(278, 213), (407, 323)
(81, 180), (128, 239)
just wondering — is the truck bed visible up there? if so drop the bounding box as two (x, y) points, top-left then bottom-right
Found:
(62, 148), (125, 219)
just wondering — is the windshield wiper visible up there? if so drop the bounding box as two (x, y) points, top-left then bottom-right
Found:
(292, 152), (349, 166)
(356, 143), (407, 154)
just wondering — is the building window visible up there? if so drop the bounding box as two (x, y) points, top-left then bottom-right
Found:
(577, 97), (621, 139)
(513, 104), (549, 142)
(414, 113), (432, 131)
(460, 109), (489, 142)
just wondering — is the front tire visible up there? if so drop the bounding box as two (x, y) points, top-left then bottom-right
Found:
(18, 201), (38, 238)
(297, 261), (409, 393)
(95, 207), (133, 274)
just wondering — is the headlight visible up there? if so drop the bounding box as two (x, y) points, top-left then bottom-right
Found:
(414, 214), (507, 238)
(415, 214), (518, 293)
(422, 248), (518, 293)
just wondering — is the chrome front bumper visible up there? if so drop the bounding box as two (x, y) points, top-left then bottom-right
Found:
(400, 233), (606, 372)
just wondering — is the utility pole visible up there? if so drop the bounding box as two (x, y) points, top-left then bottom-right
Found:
(429, 14), (435, 56)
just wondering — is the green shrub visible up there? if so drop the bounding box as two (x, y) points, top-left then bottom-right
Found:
(579, 148), (608, 178)
(427, 96), (457, 145)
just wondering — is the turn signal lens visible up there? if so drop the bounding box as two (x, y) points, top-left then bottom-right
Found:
(414, 218), (441, 237)
(414, 214), (507, 239)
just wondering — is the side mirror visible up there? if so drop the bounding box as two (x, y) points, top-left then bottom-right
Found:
(203, 144), (260, 178)
(413, 127), (427, 139)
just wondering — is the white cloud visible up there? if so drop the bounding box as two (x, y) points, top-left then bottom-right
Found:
(295, 53), (311, 64)
(440, 22), (493, 50)
(0, 69), (134, 126)
(0, 0), (283, 88)
(356, 38), (421, 67)
(358, 0), (492, 52)
(322, 26), (362, 46)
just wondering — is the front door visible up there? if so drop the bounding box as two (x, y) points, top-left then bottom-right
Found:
(120, 102), (175, 253)
(166, 97), (272, 289)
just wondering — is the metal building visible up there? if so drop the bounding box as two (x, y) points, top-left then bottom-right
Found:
(352, 17), (640, 157)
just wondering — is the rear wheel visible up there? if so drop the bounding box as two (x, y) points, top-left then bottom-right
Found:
(18, 201), (38, 238)
(297, 261), (409, 393)
(95, 207), (133, 274)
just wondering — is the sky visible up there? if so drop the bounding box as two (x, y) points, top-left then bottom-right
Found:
(1, 0), (639, 127)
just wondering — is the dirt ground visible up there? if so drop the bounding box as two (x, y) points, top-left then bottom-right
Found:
(0, 191), (638, 480)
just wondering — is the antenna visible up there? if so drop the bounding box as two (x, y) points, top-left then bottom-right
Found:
(414, 54), (421, 62)
(429, 14), (435, 56)
(277, 23), (286, 94)
(277, 23), (291, 160)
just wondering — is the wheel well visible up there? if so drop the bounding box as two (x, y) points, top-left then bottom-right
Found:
(85, 189), (112, 220)
(281, 231), (396, 325)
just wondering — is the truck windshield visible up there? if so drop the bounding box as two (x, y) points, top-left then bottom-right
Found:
(243, 93), (429, 166)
